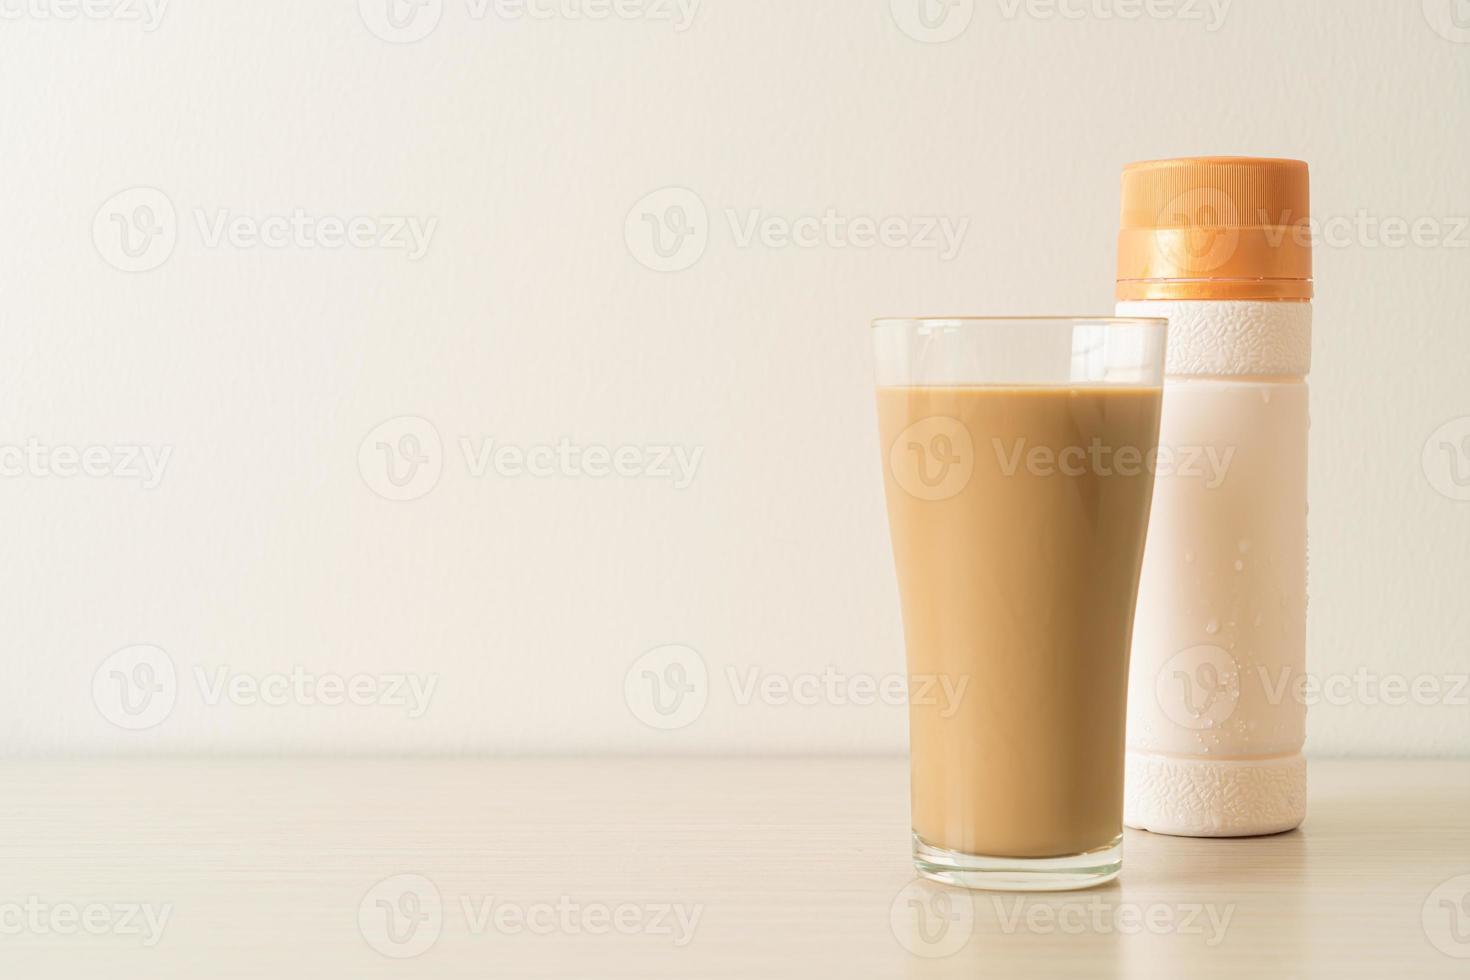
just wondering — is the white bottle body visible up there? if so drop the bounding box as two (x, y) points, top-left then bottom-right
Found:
(1117, 299), (1311, 836)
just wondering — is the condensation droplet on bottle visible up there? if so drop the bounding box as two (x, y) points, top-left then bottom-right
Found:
(1205, 619), (1220, 635)
(1237, 539), (1251, 554)
(1234, 559), (1245, 572)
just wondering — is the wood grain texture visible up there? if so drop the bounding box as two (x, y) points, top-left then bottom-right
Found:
(0, 759), (1465, 978)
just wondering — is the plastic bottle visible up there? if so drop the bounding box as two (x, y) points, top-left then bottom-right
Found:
(1116, 157), (1312, 837)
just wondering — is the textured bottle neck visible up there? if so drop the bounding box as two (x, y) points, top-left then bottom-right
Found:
(1116, 299), (1312, 379)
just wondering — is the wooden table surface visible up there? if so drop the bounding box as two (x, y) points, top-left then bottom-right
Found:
(0, 758), (1466, 978)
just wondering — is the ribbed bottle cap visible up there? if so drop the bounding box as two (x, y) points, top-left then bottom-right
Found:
(1116, 157), (1313, 301)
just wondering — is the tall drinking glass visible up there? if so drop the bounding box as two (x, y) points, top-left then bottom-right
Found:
(873, 317), (1167, 890)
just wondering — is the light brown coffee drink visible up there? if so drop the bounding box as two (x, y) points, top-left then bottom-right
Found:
(878, 385), (1162, 860)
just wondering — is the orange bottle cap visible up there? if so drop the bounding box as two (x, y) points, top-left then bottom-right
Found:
(1116, 156), (1313, 302)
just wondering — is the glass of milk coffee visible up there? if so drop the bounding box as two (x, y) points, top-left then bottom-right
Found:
(872, 317), (1167, 891)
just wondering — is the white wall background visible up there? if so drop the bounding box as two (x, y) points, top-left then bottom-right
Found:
(1, 0), (1466, 757)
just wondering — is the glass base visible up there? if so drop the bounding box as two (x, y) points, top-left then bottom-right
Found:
(913, 834), (1122, 892)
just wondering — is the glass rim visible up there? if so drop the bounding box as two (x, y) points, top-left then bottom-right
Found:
(871, 315), (1167, 329)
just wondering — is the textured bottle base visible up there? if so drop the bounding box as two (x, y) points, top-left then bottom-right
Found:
(1125, 751), (1306, 837)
